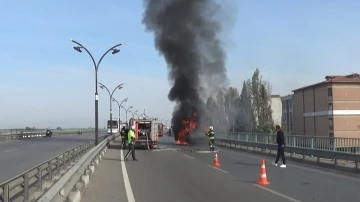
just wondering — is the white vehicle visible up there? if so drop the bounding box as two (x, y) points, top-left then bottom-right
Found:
(107, 119), (120, 134)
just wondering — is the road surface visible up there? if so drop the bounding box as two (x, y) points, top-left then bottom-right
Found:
(0, 132), (106, 183)
(82, 135), (360, 202)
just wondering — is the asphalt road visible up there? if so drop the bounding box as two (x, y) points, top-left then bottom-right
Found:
(0, 132), (106, 184)
(121, 135), (360, 202)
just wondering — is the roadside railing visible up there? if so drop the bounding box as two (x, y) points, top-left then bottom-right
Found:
(0, 129), (107, 141)
(0, 134), (111, 202)
(217, 133), (360, 173)
(0, 128), (97, 135)
(224, 132), (360, 153)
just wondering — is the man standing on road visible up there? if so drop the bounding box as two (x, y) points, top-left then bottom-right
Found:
(124, 125), (137, 161)
(273, 125), (286, 168)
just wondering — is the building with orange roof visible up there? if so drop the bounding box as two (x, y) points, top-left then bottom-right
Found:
(292, 73), (360, 138)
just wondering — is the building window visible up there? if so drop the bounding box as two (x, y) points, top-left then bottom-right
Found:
(282, 101), (286, 109)
(328, 103), (333, 110)
(329, 132), (334, 137)
(328, 88), (332, 96)
(329, 118), (333, 130)
(328, 88), (333, 100)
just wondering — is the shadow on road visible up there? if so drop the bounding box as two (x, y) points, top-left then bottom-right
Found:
(233, 161), (259, 166)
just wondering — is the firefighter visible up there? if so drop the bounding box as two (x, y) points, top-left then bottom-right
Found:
(124, 125), (137, 161)
(120, 126), (127, 148)
(205, 126), (215, 151)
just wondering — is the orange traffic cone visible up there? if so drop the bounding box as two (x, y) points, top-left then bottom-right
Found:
(257, 159), (270, 185)
(212, 152), (221, 167)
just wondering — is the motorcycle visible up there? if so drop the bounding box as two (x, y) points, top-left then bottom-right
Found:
(46, 129), (52, 137)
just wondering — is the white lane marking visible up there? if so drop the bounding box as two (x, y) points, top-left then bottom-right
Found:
(152, 148), (179, 152)
(120, 149), (136, 202)
(207, 164), (229, 174)
(254, 184), (301, 202)
(29, 144), (38, 147)
(4, 149), (18, 153)
(183, 154), (195, 159)
(221, 147), (360, 183)
(0, 141), (12, 144)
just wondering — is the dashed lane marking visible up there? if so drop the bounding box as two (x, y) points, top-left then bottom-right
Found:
(183, 154), (195, 159)
(207, 164), (229, 174)
(254, 184), (302, 202)
(151, 148), (179, 152)
(221, 147), (360, 183)
(29, 144), (38, 147)
(4, 149), (18, 153)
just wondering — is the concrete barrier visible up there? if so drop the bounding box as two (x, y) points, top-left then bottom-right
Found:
(37, 135), (117, 202)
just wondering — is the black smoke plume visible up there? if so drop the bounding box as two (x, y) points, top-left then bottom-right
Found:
(142, 0), (229, 140)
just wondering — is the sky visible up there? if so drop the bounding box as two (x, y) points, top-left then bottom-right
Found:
(0, 0), (360, 129)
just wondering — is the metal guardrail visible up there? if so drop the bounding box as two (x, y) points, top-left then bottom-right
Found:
(217, 133), (360, 172)
(0, 129), (107, 141)
(224, 132), (360, 153)
(0, 134), (111, 202)
(0, 128), (97, 135)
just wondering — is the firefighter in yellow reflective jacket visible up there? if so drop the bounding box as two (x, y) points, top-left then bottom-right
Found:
(206, 126), (215, 151)
(124, 125), (137, 161)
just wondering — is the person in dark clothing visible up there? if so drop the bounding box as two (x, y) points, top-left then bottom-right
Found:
(120, 126), (127, 149)
(273, 125), (286, 168)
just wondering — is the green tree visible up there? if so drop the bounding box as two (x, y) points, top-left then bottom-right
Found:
(257, 82), (274, 132)
(238, 80), (256, 132)
(215, 90), (226, 124)
(224, 87), (240, 132)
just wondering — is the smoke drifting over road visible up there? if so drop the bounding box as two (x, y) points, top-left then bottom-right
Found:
(142, 0), (230, 139)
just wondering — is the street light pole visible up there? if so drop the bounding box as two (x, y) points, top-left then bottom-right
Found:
(134, 110), (139, 118)
(129, 110), (138, 119)
(112, 98), (128, 124)
(99, 82), (124, 136)
(70, 39), (123, 145)
(121, 105), (133, 126)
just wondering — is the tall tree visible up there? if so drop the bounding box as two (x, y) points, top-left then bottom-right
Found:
(215, 90), (226, 124)
(225, 87), (240, 132)
(258, 83), (273, 129)
(238, 80), (256, 132)
(251, 68), (261, 127)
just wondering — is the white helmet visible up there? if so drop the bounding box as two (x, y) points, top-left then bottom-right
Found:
(131, 125), (135, 130)
(209, 126), (214, 130)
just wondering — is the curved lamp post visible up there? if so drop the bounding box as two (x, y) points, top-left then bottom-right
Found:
(129, 110), (138, 119)
(121, 105), (133, 125)
(98, 82), (124, 135)
(112, 98), (128, 124)
(70, 39), (123, 145)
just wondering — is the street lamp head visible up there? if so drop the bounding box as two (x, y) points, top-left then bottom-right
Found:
(124, 98), (128, 102)
(112, 49), (120, 54)
(73, 46), (82, 52)
(112, 98), (116, 102)
(69, 39), (74, 42)
(129, 106), (133, 109)
(99, 85), (104, 89)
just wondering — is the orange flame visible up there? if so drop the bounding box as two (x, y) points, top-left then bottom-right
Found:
(176, 114), (198, 145)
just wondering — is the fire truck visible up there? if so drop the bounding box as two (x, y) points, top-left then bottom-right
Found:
(158, 123), (165, 137)
(129, 116), (159, 149)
